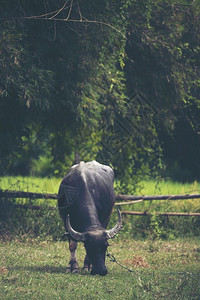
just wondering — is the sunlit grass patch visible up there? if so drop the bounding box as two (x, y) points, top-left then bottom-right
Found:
(1, 176), (200, 196)
(0, 176), (61, 194)
(135, 179), (200, 196)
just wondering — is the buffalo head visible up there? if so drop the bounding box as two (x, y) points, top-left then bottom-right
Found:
(66, 210), (122, 276)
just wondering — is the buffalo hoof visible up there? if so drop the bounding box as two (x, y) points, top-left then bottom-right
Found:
(83, 263), (92, 272)
(67, 260), (79, 273)
(72, 268), (79, 274)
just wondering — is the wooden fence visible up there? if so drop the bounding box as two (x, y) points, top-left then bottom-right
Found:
(1, 190), (200, 217)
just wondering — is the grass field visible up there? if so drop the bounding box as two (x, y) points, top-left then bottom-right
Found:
(0, 177), (200, 298)
(1, 176), (200, 195)
(0, 176), (61, 194)
(0, 238), (200, 299)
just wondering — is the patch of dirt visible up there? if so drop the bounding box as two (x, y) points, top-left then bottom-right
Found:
(123, 256), (150, 268)
(0, 267), (8, 274)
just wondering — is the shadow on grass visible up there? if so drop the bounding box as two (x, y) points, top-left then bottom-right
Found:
(10, 265), (92, 276)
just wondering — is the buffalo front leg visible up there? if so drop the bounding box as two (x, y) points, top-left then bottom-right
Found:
(83, 254), (92, 272)
(67, 240), (79, 273)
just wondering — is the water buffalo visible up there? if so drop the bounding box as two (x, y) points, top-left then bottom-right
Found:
(58, 160), (122, 276)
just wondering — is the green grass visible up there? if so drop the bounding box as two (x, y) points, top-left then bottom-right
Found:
(1, 177), (200, 298)
(0, 176), (61, 208)
(0, 238), (200, 299)
(0, 176), (61, 194)
(134, 179), (200, 196)
(1, 176), (200, 195)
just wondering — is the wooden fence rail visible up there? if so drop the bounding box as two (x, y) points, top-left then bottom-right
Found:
(121, 211), (200, 217)
(1, 190), (200, 217)
(1, 190), (200, 202)
(116, 194), (200, 201)
(0, 190), (57, 200)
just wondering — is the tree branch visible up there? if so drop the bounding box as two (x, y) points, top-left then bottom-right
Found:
(49, 0), (69, 20)
(0, 0), (125, 37)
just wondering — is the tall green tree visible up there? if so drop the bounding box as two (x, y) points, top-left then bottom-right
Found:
(122, 0), (200, 180)
(0, 0), (128, 175)
(0, 0), (200, 182)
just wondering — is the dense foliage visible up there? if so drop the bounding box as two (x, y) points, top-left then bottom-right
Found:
(0, 0), (200, 182)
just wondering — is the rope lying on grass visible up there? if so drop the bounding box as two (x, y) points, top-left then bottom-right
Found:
(106, 251), (134, 273)
(106, 251), (197, 276)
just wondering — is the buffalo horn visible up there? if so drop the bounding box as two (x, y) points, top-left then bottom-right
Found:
(66, 215), (86, 242)
(106, 209), (123, 239)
